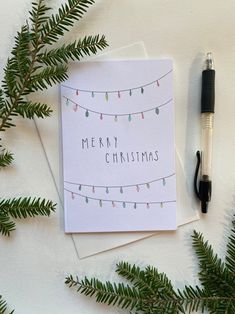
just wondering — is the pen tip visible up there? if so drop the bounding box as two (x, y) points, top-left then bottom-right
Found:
(205, 52), (214, 70)
(201, 201), (208, 214)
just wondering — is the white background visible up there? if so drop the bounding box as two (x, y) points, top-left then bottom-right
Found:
(1, 0), (235, 313)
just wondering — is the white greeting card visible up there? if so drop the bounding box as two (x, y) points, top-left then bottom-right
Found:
(61, 59), (177, 232)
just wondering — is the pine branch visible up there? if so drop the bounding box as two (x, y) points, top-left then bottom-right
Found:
(2, 25), (31, 99)
(0, 295), (14, 314)
(66, 216), (235, 313)
(0, 296), (7, 314)
(65, 275), (187, 314)
(116, 262), (156, 295)
(178, 285), (235, 314)
(226, 217), (235, 274)
(0, 197), (56, 236)
(0, 0), (108, 147)
(15, 101), (52, 119)
(0, 1), (108, 310)
(29, 65), (68, 91)
(0, 211), (15, 237)
(65, 275), (143, 311)
(40, 0), (95, 44)
(192, 231), (235, 296)
(39, 35), (108, 66)
(116, 261), (183, 313)
(0, 197), (56, 219)
(11, 25), (31, 79)
(29, 0), (51, 46)
(66, 268), (235, 314)
(2, 59), (21, 100)
(0, 100), (18, 132)
(144, 265), (176, 298)
(0, 151), (13, 168)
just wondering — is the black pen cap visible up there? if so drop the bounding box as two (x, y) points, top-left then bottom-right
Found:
(201, 69), (215, 113)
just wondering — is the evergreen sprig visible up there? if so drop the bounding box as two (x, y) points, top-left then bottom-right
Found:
(40, 35), (108, 66)
(0, 295), (14, 314)
(0, 0), (108, 159)
(226, 219), (235, 273)
(0, 151), (13, 168)
(15, 101), (52, 119)
(0, 197), (56, 236)
(40, 0), (96, 44)
(0, 0), (107, 234)
(65, 216), (235, 313)
(0, 0), (107, 312)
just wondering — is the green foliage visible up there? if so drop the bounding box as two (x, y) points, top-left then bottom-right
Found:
(65, 275), (142, 310)
(0, 0), (108, 161)
(40, 35), (108, 66)
(0, 0), (107, 230)
(0, 151), (13, 168)
(0, 295), (14, 314)
(15, 101), (52, 119)
(0, 0), (107, 312)
(65, 216), (235, 313)
(0, 211), (15, 237)
(29, 64), (68, 91)
(192, 230), (235, 298)
(225, 219), (235, 273)
(40, 0), (96, 44)
(0, 197), (56, 236)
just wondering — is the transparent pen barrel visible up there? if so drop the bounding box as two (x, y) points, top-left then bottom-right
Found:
(201, 113), (214, 179)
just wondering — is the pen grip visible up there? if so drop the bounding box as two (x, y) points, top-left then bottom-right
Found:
(201, 69), (215, 113)
(201, 113), (213, 178)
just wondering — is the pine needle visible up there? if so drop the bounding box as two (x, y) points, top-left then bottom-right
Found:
(0, 295), (14, 314)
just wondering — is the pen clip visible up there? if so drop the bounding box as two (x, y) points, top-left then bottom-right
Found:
(194, 151), (201, 199)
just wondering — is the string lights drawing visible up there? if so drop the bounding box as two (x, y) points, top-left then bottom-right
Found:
(64, 173), (175, 210)
(64, 188), (176, 209)
(63, 96), (173, 121)
(64, 173), (175, 194)
(61, 69), (172, 99)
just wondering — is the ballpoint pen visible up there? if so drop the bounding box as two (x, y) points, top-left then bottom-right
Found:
(194, 52), (215, 213)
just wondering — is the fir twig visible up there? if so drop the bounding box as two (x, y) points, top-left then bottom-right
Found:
(0, 0), (108, 311)
(226, 218), (235, 274)
(0, 151), (13, 168)
(65, 275), (142, 311)
(0, 211), (15, 237)
(192, 230), (235, 297)
(39, 35), (108, 66)
(0, 0), (107, 230)
(40, 0), (95, 44)
(66, 215), (235, 313)
(0, 197), (56, 218)
(0, 197), (56, 236)
(0, 295), (14, 314)
(15, 101), (52, 119)
(0, 0), (108, 162)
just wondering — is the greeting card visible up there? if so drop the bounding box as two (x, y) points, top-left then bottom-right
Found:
(61, 59), (176, 232)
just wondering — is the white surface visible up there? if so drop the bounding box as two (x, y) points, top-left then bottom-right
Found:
(1, 1), (235, 313)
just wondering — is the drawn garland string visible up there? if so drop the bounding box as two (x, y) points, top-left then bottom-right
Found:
(65, 188), (176, 209)
(61, 69), (172, 99)
(64, 173), (175, 194)
(64, 96), (173, 120)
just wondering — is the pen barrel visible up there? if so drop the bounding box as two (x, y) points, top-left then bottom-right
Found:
(201, 112), (214, 179)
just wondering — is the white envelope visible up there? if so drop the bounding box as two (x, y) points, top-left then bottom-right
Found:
(32, 42), (199, 258)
